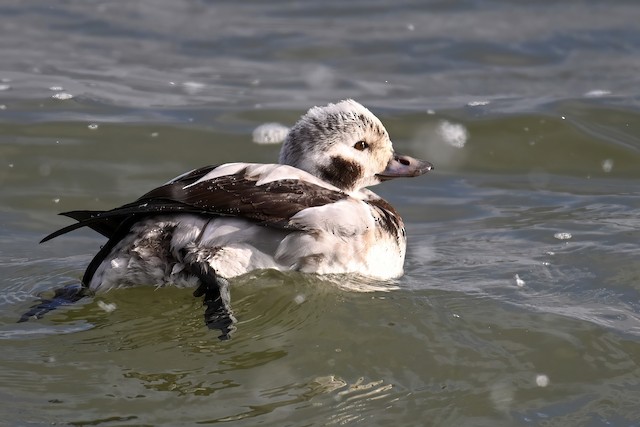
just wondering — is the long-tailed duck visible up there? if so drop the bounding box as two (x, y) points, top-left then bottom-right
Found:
(36, 100), (432, 337)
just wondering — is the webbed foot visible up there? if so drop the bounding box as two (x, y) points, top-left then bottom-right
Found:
(18, 283), (89, 323)
(190, 268), (236, 340)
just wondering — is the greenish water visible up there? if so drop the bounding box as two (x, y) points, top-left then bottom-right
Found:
(2, 1), (640, 426)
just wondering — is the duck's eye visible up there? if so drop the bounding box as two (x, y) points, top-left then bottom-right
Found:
(353, 140), (369, 151)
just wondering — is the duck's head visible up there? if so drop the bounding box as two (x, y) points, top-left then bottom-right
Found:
(279, 99), (433, 193)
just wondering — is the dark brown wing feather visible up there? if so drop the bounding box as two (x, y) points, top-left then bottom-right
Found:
(40, 165), (220, 243)
(41, 165), (348, 243)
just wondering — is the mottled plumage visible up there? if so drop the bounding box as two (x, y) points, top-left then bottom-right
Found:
(38, 99), (433, 337)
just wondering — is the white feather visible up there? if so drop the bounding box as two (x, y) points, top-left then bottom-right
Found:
(86, 100), (424, 290)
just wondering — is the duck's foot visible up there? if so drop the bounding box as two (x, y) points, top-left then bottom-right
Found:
(18, 283), (89, 323)
(191, 269), (236, 340)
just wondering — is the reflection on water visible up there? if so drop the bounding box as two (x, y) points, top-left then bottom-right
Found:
(2, 0), (640, 425)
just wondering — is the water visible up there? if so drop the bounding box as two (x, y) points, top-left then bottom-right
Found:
(2, 1), (640, 425)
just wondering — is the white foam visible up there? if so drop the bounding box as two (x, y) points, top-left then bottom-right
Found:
(467, 100), (490, 107)
(437, 120), (468, 148)
(554, 232), (572, 240)
(584, 89), (611, 97)
(535, 374), (550, 387)
(52, 93), (74, 100)
(252, 122), (289, 144)
(97, 300), (117, 313)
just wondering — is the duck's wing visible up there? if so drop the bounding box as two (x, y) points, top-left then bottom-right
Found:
(41, 163), (349, 243)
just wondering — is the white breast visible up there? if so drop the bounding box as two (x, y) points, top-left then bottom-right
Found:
(90, 199), (405, 291)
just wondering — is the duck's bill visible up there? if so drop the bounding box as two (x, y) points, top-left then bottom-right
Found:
(377, 153), (433, 180)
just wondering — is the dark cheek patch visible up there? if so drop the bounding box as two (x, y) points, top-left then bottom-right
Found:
(319, 156), (363, 191)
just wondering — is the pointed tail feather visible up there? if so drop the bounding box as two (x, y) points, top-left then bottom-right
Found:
(40, 201), (207, 244)
(40, 210), (110, 243)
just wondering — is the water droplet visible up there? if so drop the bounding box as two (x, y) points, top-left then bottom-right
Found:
(150, 132), (159, 137)
(0, 105), (6, 110)
(52, 93), (73, 100)
(514, 274), (525, 287)
(406, 23), (415, 31)
(52, 198), (60, 204)
(535, 374), (549, 387)
(97, 300), (117, 313)
(584, 89), (610, 98)
(0, 84), (10, 91)
(294, 294), (305, 305)
(601, 158), (613, 173)
(88, 123), (98, 130)
(554, 232), (572, 240)
(49, 86), (64, 91)
(467, 100), (489, 107)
